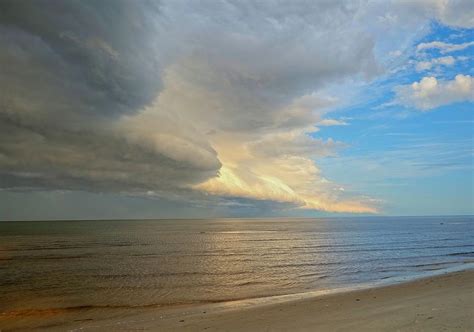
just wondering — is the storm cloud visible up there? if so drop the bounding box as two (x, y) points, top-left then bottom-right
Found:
(0, 0), (221, 193)
(1, 0), (471, 216)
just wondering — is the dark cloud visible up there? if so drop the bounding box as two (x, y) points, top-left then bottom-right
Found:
(0, 0), (377, 198)
(0, 0), (221, 193)
(0, 0), (164, 117)
(0, 189), (308, 220)
(0, 0), (379, 213)
(0, 121), (218, 192)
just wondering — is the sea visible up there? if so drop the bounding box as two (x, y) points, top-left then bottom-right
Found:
(1, 216), (473, 325)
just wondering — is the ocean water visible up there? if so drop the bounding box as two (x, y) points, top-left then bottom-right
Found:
(1, 216), (473, 316)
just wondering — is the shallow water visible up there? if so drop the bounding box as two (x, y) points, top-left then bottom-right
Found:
(1, 216), (473, 315)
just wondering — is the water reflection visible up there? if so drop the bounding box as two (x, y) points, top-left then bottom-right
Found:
(0, 216), (473, 315)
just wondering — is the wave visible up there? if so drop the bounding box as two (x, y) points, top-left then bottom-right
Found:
(447, 251), (474, 257)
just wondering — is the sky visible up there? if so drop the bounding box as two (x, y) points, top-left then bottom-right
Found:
(0, 0), (473, 220)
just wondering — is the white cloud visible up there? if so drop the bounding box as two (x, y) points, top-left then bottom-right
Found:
(389, 50), (403, 58)
(316, 119), (349, 126)
(395, 74), (474, 110)
(248, 132), (345, 159)
(415, 55), (456, 71)
(417, 41), (474, 53)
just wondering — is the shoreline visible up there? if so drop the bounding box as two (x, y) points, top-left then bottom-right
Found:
(2, 267), (473, 331)
(116, 269), (474, 331)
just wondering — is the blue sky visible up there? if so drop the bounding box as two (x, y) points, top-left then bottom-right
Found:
(0, 1), (472, 220)
(316, 23), (473, 215)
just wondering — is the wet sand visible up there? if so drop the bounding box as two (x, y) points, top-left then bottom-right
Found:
(1, 270), (473, 331)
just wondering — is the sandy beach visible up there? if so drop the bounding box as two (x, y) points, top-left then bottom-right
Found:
(143, 270), (474, 331)
(2, 269), (472, 331)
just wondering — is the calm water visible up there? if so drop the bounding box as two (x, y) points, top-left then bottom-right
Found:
(1, 216), (473, 314)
